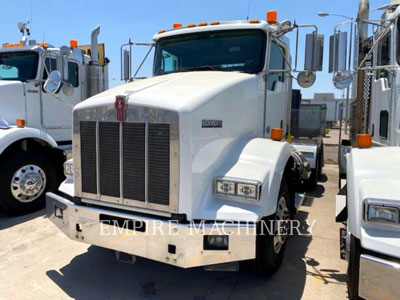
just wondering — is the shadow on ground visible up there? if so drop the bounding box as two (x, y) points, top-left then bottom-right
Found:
(0, 208), (45, 230)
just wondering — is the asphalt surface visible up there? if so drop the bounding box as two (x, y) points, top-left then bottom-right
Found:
(0, 164), (347, 300)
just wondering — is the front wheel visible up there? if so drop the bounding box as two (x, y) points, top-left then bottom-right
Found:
(0, 152), (57, 215)
(347, 235), (361, 300)
(253, 179), (291, 275)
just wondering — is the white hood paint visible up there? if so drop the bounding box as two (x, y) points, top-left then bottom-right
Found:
(0, 80), (26, 125)
(74, 71), (257, 113)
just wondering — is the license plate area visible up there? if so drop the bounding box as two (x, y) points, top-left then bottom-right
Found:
(99, 214), (146, 233)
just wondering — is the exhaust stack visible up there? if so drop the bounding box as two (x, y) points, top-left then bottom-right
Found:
(91, 25), (100, 65)
(358, 0), (369, 42)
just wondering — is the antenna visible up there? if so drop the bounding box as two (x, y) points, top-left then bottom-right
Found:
(246, 0), (252, 20)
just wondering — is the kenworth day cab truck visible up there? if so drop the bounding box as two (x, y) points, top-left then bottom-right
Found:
(0, 24), (108, 214)
(46, 12), (324, 273)
(332, 0), (400, 299)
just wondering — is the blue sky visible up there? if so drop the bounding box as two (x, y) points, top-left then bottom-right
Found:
(2, 0), (388, 98)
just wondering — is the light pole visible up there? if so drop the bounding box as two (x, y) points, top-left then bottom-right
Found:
(318, 12), (354, 135)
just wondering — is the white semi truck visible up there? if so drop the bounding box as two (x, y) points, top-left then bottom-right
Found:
(0, 24), (108, 214)
(332, 0), (400, 299)
(46, 13), (324, 274)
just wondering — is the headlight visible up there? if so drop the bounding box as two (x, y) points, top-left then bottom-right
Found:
(64, 160), (74, 177)
(215, 177), (261, 201)
(365, 200), (399, 226)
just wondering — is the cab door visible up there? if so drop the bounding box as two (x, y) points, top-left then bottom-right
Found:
(41, 56), (82, 130)
(370, 32), (392, 145)
(264, 40), (290, 138)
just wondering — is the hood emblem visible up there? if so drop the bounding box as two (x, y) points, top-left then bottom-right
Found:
(115, 95), (128, 122)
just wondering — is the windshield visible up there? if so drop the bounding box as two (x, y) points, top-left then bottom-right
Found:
(153, 29), (266, 76)
(0, 51), (39, 81)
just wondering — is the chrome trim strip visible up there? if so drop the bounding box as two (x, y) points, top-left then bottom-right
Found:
(145, 120), (149, 204)
(96, 120), (100, 199)
(119, 121), (124, 202)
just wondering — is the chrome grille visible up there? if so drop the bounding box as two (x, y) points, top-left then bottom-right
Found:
(74, 105), (179, 213)
(79, 120), (172, 208)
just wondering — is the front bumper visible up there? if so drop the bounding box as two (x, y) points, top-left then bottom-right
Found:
(46, 193), (256, 268)
(359, 254), (400, 300)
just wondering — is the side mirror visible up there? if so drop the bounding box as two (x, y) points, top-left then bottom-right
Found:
(304, 33), (324, 72)
(333, 71), (353, 89)
(122, 49), (131, 81)
(329, 32), (347, 73)
(44, 70), (62, 94)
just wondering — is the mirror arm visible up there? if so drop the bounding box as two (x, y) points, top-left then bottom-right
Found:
(133, 44), (154, 79)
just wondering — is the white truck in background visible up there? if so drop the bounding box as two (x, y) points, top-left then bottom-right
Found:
(0, 23), (108, 215)
(46, 12), (324, 274)
(331, 0), (400, 299)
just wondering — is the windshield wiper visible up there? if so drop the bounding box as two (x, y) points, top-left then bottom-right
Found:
(181, 65), (219, 72)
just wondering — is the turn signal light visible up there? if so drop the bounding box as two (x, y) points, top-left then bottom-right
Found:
(271, 128), (283, 141)
(267, 10), (278, 24)
(357, 134), (372, 148)
(16, 119), (26, 128)
(70, 40), (78, 48)
(173, 23), (182, 28)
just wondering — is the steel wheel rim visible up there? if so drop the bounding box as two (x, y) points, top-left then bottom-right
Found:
(10, 164), (47, 203)
(273, 196), (290, 254)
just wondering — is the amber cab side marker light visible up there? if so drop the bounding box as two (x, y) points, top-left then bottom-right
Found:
(158, 30), (166, 34)
(187, 24), (196, 28)
(357, 134), (372, 148)
(210, 21), (220, 25)
(3, 42), (24, 48)
(70, 40), (78, 48)
(173, 23), (182, 28)
(199, 22), (207, 26)
(16, 119), (26, 128)
(249, 19), (261, 24)
(40, 42), (49, 48)
(267, 10), (278, 24)
(271, 128), (283, 141)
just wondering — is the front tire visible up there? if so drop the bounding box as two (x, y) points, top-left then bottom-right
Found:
(347, 235), (361, 300)
(253, 179), (291, 275)
(0, 152), (57, 215)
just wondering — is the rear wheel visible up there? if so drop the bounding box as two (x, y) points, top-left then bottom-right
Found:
(253, 179), (291, 275)
(0, 152), (57, 215)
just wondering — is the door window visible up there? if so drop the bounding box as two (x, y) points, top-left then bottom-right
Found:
(267, 42), (286, 91)
(376, 33), (391, 83)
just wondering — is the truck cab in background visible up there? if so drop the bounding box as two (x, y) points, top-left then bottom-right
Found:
(332, 1), (400, 299)
(46, 12), (324, 275)
(0, 23), (108, 214)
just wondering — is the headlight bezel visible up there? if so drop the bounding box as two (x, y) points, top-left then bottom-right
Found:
(214, 177), (261, 201)
(364, 199), (400, 227)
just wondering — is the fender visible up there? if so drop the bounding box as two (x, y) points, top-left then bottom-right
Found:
(192, 138), (292, 222)
(347, 147), (400, 258)
(0, 126), (58, 156)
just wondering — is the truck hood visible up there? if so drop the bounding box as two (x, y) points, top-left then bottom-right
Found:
(74, 71), (257, 113)
(0, 80), (26, 125)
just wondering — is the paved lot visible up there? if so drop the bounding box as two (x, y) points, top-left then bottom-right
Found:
(0, 165), (346, 300)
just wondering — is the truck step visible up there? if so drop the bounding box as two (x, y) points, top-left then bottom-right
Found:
(204, 262), (240, 272)
(115, 251), (137, 265)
